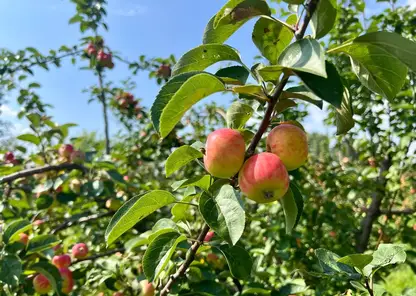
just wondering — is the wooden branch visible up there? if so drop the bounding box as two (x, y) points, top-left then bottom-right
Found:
(0, 163), (87, 184)
(52, 211), (113, 234)
(71, 248), (125, 265)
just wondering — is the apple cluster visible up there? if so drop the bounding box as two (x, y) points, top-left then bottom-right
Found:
(114, 92), (142, 119)
(156, 64), (171, 79)
(204, 122), (308, 203)
(31, 242), (88, 294)
(85, 41), (114, 69)
(58, 144), (85, 164)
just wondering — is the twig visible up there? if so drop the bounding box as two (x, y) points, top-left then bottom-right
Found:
(365, 278), (374, 296)
(160, 224), (210, 296)
(52, 211), (113, 234)
(71, 248), (125, 264)
(97, 70), (111, 155)
(159, 2), (321, 294)
(0, 163), (87, 184)
(173, 201), (198, 207)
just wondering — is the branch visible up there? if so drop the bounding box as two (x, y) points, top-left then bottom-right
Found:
(160, 224), (210, 296)
(160, 1), (320, 293)
(0, 163), (87, 184)
(71, 248), (125, 265)
(52, 211), (113, 234)
(381, 208), (415, 215)
(97, 70), (111, 155)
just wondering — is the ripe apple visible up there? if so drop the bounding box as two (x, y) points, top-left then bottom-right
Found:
(204, 128), (246, 178)
(156, 64), (171, 79)
(72, 243), (88, 259)
(113, 292), (124, 296)
(266, 123), (308, 171)
(33, 219), (45, 226)
(33, 273), (52, 294)
(4, 151), (15, 162)
(59, 267), (74, 294)
(59, 144), (74, 159)
(86, 42), (97, 56)
(123, 175), (129, 182)
(52, 254), (71, 268)
(106, 198), (122, 211)
(204, 231), (214, 242)
(70, 150), (85, 164)
(139, 280), (155, 296)
(238, 152), (289, 203)
(18, 233), (29, 245)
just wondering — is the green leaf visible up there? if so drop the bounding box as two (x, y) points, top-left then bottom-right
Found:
(3, 219), (32, 244)
(337, 254), (373, 271)
(27, 235), (60, 255)
(274, 99), (297, 113)
(276, 279), (309, 295)
(252, 15), (296, 64)
(30, 262), (62, 295)
(216, 66), (250, 85)
(68, 14), (83, 24)
(295, 61), (343, 108)
(256, 65), (284, 83)
(315, 249), (360, 279)
(16, 133), (40, 145)
(172, 44), (243, 76)
(290, 182), (304, 228)
(149, 218), (180, 242)
(105, 191), (176, 245)
(311, 0), (337, 39)
(214, 0), (271, 28)
(327, 31), (414, 100)
(106, 169), (127, 184)
(36, 194), (54, 210)
(282, 86), (323, 109)
(171, 194), (199, 222)
(350, 281), (367, 292)
(199, 185), (245, 245)
(226, 101), (254, 129)
(124, 231), (151, 251)
(336, 88), (355, 135)
(281, 187), (297, 234)
(171, 175), (211, 192)
(151, 72), (225, 138)
(363, 244), (407, 277)
(217, 244), (253, 280)
(0, 255), (22, 287)
(27, 113), (41, 127)
(165, 145), (203, 177)
(281, 0), (303, 4)
(143, 231), (186, 281)
(278, 39), (327, 78)
(232, 85), (268, 101)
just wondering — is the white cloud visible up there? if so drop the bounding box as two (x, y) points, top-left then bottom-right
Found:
(111, 5), (147, 17)
(408, 0), (416, 8)
(0, 105), (18, 117)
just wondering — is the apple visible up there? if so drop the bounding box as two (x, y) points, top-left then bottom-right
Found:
(266, 122), (308, 171)
(4, 151), (15, 162)
(86, 42), (97, 56)
(123, 175), (129, 182)
(204, 231), (214, 242)
(204, 128), (246, 178)
(238, 152), (289, 203)
(33, 273), (52, 294)
(113, 292), (124, 296)
(52, 254), (71, 268)
(105, 198), (122, 211)
(70, 150), (85, 164)
(59, 267), (74, 294)
(156, 64), (171, 79)
(18, 233), (29, 245)
(72, 243), (88, 258)
(139, 280), (155, 296)
(59, 144), (74, 159)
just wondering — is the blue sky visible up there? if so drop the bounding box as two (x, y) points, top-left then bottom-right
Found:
(0, 0), (413, 139)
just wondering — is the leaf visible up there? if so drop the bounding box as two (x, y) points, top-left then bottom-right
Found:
(311, 0), (337, 39)
(171, 175), (211, 192)
(149, 218), (180, 242)
(0, 255), (22, 287)
(278, 39), (327, 78)
(290, 182), (304, 228)
(275, 99), (297, 113)
(199, 185), (245, 245)
(27, 113), (41, 127)
(281, 0), (303, 4)
(295, 61), (343, 108)
(3, 219), (32, 244)
(217, 244), (253, 280)
(226, 101), (254, 129)
(252, 15), (296, 64)
(172, 44), (243, 76)
(68, 14), (83, 24)
(171, 194), (199, 222)
(363, 243), (407, 277)
(256, 65), (284, 82)
(151, 72), (225, 138)
(27, 235), (60, 255)
(232, 85), (268, 101)
(105, 191), (176, 245)
(328, 32), (413, 100)
(216, 66), (250, 85)
(106, 169), (127, 184)
(276, 279), (309, 295)
(337, 254), (373, 271)
(214, 0), (271, 28)
(336, 88), (355, 135)
(281, 187), (297, 234)
(16, 133), (40, 145)
(282, 86), (323, 109)
(350, 281), (367, 292)
(142, 231), (186, 281)
(124, 232), (151, 251)
(315, 249), (360, 279)
(165, 145), (203, 177)
(30, 262), (62, 295)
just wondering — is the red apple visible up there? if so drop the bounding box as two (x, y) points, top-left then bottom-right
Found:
(86, 43), (97, 56)
(33, 273), (52, 294)
(113, 292), (124, 296)
(18, 233), (29, 245)
(139, 280), (155, 296)
(123, 175), (129, 182)
(204, 231), (215, 242)
(52, 254), (71, 268)
(266, 123), (308, 171)
(33, 219), (44, 226)
(204, 128), (245, 178)
(238, 152), (289, 203)
(59, 267), (74, 294)
(4, 151), (15, 162)
(72, 243), (88, 258)
(59, 144), (74, 159)
(156, 64), (171, 79)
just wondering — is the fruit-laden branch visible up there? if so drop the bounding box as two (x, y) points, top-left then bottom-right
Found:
(160, 1), (320, 295)
(52, 211), (113, 234)
(356, 156), (392, 253)
(71, 247), (125, 265)
(0, 163), (87, 184)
